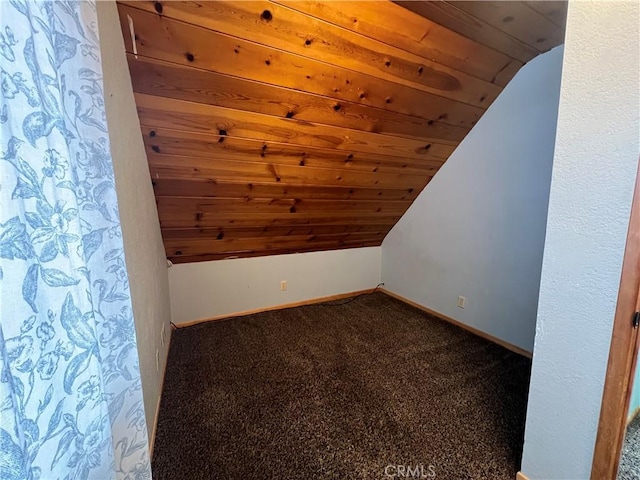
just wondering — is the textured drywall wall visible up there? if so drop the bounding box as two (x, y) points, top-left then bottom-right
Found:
(97, 0), (172, 439)
(520, 2), (640, 479)
(169, 247), (381, 324)
(381, 46), (564, 353)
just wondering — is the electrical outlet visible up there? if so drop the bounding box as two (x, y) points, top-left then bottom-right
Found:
(280, 280), (287, 291)
(457, 295), (466, 309)
(156, 349), (160, 372)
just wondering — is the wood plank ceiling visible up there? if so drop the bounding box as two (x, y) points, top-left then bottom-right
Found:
(116, 1), (567, 263)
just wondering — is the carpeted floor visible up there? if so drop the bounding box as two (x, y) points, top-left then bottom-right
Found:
(619, 415), (640, 479)
(152, 292), (531, 480)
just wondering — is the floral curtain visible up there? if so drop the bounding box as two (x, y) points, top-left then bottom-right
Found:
(0, 1), (151, 479)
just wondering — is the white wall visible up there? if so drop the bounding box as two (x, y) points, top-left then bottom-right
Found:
(381, 46), (564, 353)
(520, 2), (640, 479)
(169, 247), (381, 324)
(97, 1), (172, 439)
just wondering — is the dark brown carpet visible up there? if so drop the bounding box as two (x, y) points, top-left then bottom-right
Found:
(152, 292), (531, 480)
(619, 414), (640, 479)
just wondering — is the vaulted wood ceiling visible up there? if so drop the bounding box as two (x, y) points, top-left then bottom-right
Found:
(116, 1), (566, 263)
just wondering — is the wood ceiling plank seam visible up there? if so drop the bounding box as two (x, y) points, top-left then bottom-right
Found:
(164, 231), (392, 241)
(116, 4), (495, 116)
(165, 240), (390, 255)
(169, 234), (391, 246)
(146, 150), (438, 176)
(149, 168), (432, 190)
(394, 1), (541, 62)
(126, 54), (471, 141)
(133, 93), (457, 160)
(151, 179), (423, 202)
(162, 225), (399, 233)
(117, 1), (502, 108)
(159, 218), (407, 229)
(448, 1), (565, 53)
(158, 206), (408, 214)
(163, 232), (391, 242)
(161, 223), (394, 233)
(161, 225), (398, 232)
(491, 60), (526, 88)
(156, 202), (412, 217)
(164, 235), (390, 256)
(165, 239), (391, 257)
(145, 148), (441, 177)
(161, 214), (403, 222)
(160, 224), (395, 239)
(161, 217), (396, 232)
(151, 185), (427, 205)
(123, 51), (481, 133)
(265, 0), (514, 86)
(160, 217), (402, 228)
(159, 216), (408, 224)
(153, 190), (418, 202)
(136, 113), (457, 159)
(152, 177), (429, 191)
(161, 220), (404, 229)
(157, 197), (411, 215)
(164, 231), (390, 246)
(155, 195), (413, 207)
(271, 0), (524, 86)
(167, 241), (385, 264)
(524, 1), (568, 28)
(146, 149), (441, 177)
(134, 93), (460, 150)
(158, 211), (406, 221)
(148, 166), (431, 191)
(139, 121), (453, 163)
(140, 126), (447, 170)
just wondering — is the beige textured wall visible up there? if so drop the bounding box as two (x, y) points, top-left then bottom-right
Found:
(96, 0), (172, 444)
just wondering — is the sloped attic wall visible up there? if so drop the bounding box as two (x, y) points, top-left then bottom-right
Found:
(381, 46), (564, 353)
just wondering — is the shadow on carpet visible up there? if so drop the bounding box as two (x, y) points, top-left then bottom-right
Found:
(152, 292), (531, 480)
